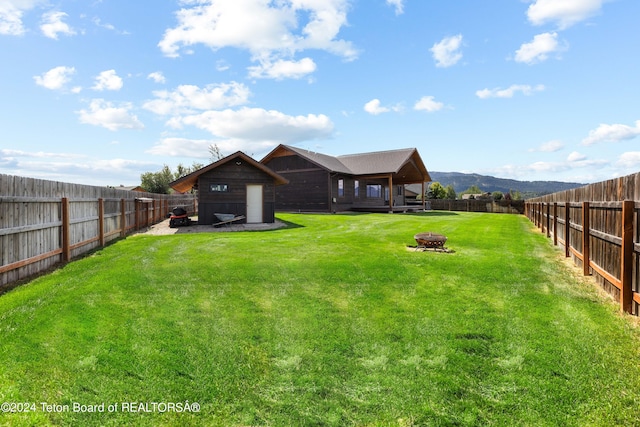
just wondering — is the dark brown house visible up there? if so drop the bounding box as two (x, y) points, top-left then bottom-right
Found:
(260, 144), (431, 212)
(170, 151), (288, 225)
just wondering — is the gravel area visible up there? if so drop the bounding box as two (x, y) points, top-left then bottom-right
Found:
(140, 218), (287, 235)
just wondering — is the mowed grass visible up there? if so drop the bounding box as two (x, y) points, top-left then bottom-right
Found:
(1, 212), (640, 426)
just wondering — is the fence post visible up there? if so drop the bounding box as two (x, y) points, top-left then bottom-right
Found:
(61, 197), (71, 262)
(120, 199), (126, 237)
(582, 202), (590, 276)
(98, 198), (105, 247)
(564, 201), (570, 258)
(539, 203), (543, 230)
(135, 200), (140, 230)
(553, 203), (558, 246)
(546, 202), (551, 238)
(620, 200), (634, 313)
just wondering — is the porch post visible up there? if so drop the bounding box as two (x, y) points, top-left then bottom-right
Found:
(388, 175), (393, 212)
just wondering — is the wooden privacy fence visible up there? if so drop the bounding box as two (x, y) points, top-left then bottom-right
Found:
(525, 172), (640, 315)
(0, 174), (197, 289)
(430, 199), (524, 214)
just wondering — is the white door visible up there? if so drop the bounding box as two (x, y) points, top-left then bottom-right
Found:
(246, 185), (263, 223)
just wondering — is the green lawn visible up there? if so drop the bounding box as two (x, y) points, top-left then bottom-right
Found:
(1, 212), (640, 426)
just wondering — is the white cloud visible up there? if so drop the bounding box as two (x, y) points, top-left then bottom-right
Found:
(33, 65), (76, 90)
(489, 154), (608, 180)
(414, 96), (444, 113)
(77, 99), (144, 131)
(430, 34), (463, 68)
(0, 0), (45, 36)
(0, 148), (84, 159)
(386, 0), (404, 15)
(216, 60), (230, 72)
(527, 0), (604, 29)
(0, 148), (156, 186)
(143, 82), (250, 116)
(92, 17), (129, 35)
(476, 84), (545, 99)
(40, 10), (75, 39)
(364, 99), (389, 115)
(167, 107), (334, 154)
(147, 71), (166, 84)
(582, 120), (640, 145)
(158, 0), (356, 79)
(567, 151), (587, 162)
(530, 140), (564, 152)
(248, 57), (317, 80)
(515, 32), (563, 64)
(617, 152), (640, 169)
(146, 137), (215, 158)
(92, 69), (123, 91)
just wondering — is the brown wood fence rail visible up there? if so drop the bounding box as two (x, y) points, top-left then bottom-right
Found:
(525, 201), (637, 314)
(430, 199), (524, 214)
(524, 171), (640, 315)
(0, 195), (197, 288)
(1, 174), (197, 289)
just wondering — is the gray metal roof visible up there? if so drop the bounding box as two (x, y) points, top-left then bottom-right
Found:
(337, 148), (416, 175)
(282, 145), (352, 174)
(262, 144), (431, 183)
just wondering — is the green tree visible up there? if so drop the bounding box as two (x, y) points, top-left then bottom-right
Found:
(492, 191), (504, 201)
(427, 182), (447, 199)
(141, 165), (174, 194)
(510, 190), (523, 200)
(174, 162), (204, 179)
(461, 185), (482, 196)
(444, 185), (457, 200)
(174, 163), (190, 180)
(140, 162), (204, 194)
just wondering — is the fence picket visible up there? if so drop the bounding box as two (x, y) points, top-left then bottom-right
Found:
(526, 171), (640, 314)
(0, 174), (197, 289)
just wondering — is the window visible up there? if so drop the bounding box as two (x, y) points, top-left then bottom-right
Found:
(397, 185), (403, 196)
(210, 184), (229, 192)
(366, 184), (382, 198)
(338, 179), (344, 197)
(354, 180), (359, 197)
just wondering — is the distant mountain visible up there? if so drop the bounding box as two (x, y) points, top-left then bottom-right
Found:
(429, 171), (584, 198)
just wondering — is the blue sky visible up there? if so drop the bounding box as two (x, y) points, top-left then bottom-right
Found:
(1, 0), (639, 187)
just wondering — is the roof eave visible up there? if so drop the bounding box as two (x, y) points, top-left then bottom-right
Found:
(170, 151), (289, 193)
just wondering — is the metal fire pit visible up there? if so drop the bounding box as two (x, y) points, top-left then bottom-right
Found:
(414, 232), (447, 251)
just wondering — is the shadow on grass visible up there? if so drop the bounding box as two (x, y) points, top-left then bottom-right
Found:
(274, 217), (305, 230)
(406, 211), (460, 217)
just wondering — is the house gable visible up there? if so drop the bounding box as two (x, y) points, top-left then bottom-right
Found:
(170, 151), (288, 194)
(260, 144), (431, 212)
(261, 146), (333, 212)
(169, 151), (288, 224)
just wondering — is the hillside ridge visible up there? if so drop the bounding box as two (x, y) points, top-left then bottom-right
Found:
(429, 171), (584, 198)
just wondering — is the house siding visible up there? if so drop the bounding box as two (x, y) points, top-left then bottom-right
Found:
(197, 161), (276, 224)
(263, 155), (331, 212)
(261, 146), (424, 212)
